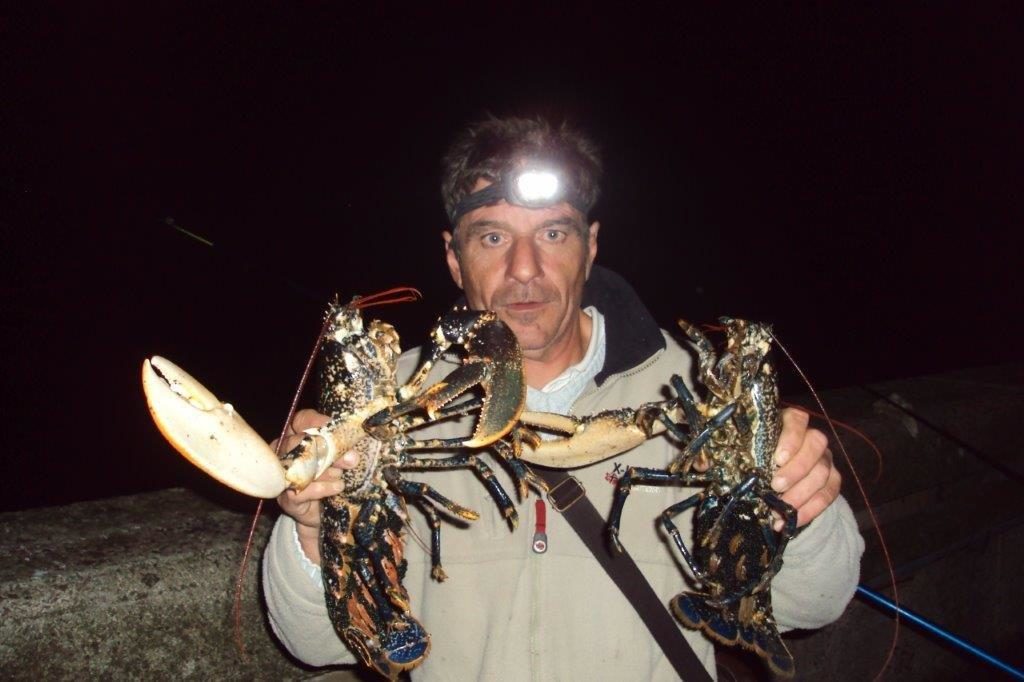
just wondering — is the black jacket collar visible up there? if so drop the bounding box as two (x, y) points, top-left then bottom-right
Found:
(582, 265), (665, 386)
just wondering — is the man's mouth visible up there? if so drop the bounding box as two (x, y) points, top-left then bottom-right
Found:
(504, 301), (546, 312)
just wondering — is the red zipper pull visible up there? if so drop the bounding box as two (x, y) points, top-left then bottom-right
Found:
(532, 499), (548, 553)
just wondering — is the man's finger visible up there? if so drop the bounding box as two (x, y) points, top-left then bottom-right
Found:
(277, 489), (312, 518)
(772, 427), (828, 493)
(293, 408), (331, 433)
(793, 464), (842, 527)
(773, 408), (811, 468)
(321, 466), (343, 480)
(336, 450), (361, 469)
(288, 479), (345, 503)
(780, 455), (832, 510)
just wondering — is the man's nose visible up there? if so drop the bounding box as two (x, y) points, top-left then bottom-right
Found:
(506, 236), (542, 283)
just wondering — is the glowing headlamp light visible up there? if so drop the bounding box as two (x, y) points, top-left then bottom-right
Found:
(449, 166), (589, 226)
(512, 169), (561, 205)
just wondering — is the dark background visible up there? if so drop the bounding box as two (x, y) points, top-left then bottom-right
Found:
(2, 5), (1020, 512)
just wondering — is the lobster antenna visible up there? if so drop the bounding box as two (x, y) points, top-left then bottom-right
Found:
(769, 329), (899, 682)
(232, 310), (336, 659)
(402, 504), (434, 556)
(232, 499), (264, 660)
(352, 287), (423, 309)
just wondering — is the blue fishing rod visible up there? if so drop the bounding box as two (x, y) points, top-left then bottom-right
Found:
(857, 586), (1023, 679)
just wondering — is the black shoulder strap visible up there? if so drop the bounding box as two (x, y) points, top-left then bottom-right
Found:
(536, 468), (713, 682)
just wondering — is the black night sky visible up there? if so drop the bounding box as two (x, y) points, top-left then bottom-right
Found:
(2, 5), (1020, 512)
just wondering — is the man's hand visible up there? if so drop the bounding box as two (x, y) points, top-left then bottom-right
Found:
(273, 408), (361, 564)
(771, 408), (841, 530)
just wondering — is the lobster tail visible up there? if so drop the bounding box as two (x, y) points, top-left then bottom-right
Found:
(671, 591), (794, 678)
(671, 592), (738, 644)
(321, 493), (432, 679)
(343, 616), (431, 681)
(745, 623), (794, 678)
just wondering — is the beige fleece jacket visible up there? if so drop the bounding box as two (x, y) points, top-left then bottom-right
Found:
(263, 330), (864, 681)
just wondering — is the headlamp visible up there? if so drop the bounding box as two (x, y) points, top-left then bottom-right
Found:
(449, 165), (590, 226)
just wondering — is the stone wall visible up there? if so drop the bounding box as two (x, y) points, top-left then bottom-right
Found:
(0, 488), (364, 680)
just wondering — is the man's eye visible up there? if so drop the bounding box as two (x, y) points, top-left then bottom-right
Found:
(481, 233), (504, 246)
(542, 229), (567, 243)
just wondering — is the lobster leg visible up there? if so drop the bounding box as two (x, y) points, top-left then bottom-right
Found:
(384, 397), (545, 503)
(404, 395), (486, 425)
(386, 475), (487, 585)
(492, 429), (549, 499)
(352, 501), (410, 617)
(745, 488), (798, 597)
(677, 319), (728, 399)
(607, 467), (711, 555)
(401, 454), (519, 529)
(389, 477), (479, 521)
(670, 374), (703, 434)
(396, 396), (547, 499)
(703, 474), (758, 547)
(608, 467), (686, 553)
(655, 409), (690, 445)
(660, 490), (714, 583)
(350, 547), (400, 626)
(669, 402), (738, 474)
(689, 402), (737, 453)
(762, 489), (798, 555)
(407, 498), (448, 581)
(401, 432), (505, 452)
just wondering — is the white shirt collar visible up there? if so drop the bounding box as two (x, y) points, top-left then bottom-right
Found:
(525, 306), (606, 415)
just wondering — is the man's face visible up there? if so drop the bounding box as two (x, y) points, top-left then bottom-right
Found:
(443, 180), (599, 361)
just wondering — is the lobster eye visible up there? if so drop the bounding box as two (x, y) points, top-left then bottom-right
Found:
(743, 356), (759, 375)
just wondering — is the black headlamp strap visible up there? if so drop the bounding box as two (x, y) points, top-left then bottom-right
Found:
(534, 467), (714, 682)
(448, 170), (591, 226)
(449, 183), (504, 225)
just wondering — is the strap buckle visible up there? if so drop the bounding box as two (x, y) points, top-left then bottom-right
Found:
(547, 475), (586, 512)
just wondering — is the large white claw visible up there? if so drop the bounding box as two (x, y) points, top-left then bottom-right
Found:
(142, 356), (289, 498)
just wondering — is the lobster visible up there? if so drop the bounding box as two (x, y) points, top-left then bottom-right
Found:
(606, 317), (799, 677)
(142, 294), (536, 679)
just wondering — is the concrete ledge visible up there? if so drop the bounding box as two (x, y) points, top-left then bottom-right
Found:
(0, 489), (363, 680)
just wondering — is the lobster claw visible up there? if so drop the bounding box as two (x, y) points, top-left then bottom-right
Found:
(369, 307), (526, 448)
(142, 356), (289, 498)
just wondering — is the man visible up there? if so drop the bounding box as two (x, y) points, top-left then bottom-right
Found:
(263, 116), (864, 680)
